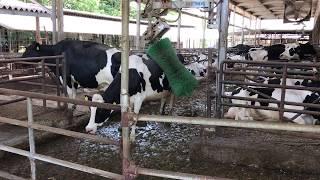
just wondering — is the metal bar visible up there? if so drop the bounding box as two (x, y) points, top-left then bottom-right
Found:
(0, 75), (42, 84)
(0, 170), (28, 180)
(223, 60), (320, 67)
(0, 116), (119, 145)
(135, 0), (141, 50)
(0, 145), (123, 180)
(0, 97), (26, 106)
(136, 114), (320, 133)
(56, 58), (61, 108)
(41, 59), (46, 108)
(136, 167), (228, 180)
(279, 65), (288, 122)
(14, 61), (62, 67)
(222, 102), (320, 117)
(18, 81), (58, 89)
(222, 95), (320, 109)
(237, 85), (277, 101)
(120, 0), (131, 179)
(62, 54), (68, 109)
(0, 55), (63, 63)
(230, 67), (318, 76)
(177, 12), (181, 49)
(27, 98), (36, 180)
(223, 80), (320, 92)
(0, 88), (121, 110)
(241, 12), (245, 44)
(206, 48), (213, 118)
(216, 0), (229, 118)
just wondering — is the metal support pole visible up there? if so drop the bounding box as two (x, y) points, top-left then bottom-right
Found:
(27, 98), (36, 180)
(41, 59), (46, 107)
(249, 15), (252, 44)
(121, 0), (131, 179)
(254, 17), (257, 46)
(55, 58), (61, 108)
(206, 48), (213, 118)
(232, 5), (236, 46)
(177, 13), (181, 49)
(241, 13), (245, 44)
(215, 0), (229, 118)
(51, 0), (57, 44)
(202, 12), (206, 48)
(279, 65), (288, 122)
(62, 53), (67, 110)
(135, 0), (141, 50)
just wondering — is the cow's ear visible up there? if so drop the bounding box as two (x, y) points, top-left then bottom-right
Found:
(84, 95), (92, 101)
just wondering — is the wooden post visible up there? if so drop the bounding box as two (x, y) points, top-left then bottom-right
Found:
(56, 0), (64, 41)
(35, 16), (41, 43)
(51, 0), (57, 44)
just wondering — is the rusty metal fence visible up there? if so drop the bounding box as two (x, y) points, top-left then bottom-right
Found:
(216, 59), (320, 123)
(0, 55), (67, 108)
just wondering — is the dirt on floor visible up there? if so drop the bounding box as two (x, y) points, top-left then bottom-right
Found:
(0, 81), (320, 180)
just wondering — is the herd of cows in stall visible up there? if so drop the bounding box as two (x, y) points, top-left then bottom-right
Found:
(20, 40), (319, 134)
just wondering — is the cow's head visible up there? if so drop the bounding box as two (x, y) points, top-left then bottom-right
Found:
(279, 43), (300, 60)
(84, 94), (113, 134)
(21, 41), (42, 58)
(295, 42), (316, 59)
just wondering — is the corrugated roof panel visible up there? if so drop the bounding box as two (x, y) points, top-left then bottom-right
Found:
(0, 0), (49, 15)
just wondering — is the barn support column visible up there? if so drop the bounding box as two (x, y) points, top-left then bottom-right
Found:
(56, 0), (64, 41)
(35, 16), (41, 43)
(241, 12), (245, 44)
(254, 17), (257, 46)
(177, 13), (182, 49)
(232, 5), (236, 46)
(120, 0), (131, 179)
(135, 0), (141, 50)
(216, 0), (229, 118)
(202, 12), (206, 48)
(51, 0), (57, 44)
(248, 15), (252, 44)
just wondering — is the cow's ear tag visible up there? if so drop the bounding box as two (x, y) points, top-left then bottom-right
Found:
(36, 46), (40, 51)
(84, 96), (88, 101)
(113, 102), (116, 105)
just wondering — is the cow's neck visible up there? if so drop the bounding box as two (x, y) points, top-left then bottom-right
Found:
(39, 44), (56, 56)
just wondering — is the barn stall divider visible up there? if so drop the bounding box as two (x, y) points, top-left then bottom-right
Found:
(217, 59), (320, 123)
(0, 55), (67, 109)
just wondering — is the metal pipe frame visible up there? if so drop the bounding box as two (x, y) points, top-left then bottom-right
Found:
(0, 116), (119, 145)
(0, 55), (63, 63)
(0, 97), (27, 106)
(27, 98), (36, 180)
(0, 88), (120, 110)
(136, 167), (228, 180)
(136, 114), (320, 133)
(0, 75), (43, 84)
(0, 145), (123, 180)
(120, 0), (131, 179)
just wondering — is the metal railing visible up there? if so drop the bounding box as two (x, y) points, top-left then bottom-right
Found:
(0, 55), (66, 108)
(216, 59), (320, 122)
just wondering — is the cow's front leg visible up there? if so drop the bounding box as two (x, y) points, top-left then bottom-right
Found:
(130, 98), (143, 143)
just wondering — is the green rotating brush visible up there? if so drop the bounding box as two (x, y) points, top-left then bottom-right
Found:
(147, 38), (198, 97)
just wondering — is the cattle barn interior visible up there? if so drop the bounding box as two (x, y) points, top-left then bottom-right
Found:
(1, 0), (320, 179)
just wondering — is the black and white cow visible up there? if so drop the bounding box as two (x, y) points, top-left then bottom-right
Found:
(22, 40), (121, 101)
(85, 54), (171, 134)
(246, 43), (316, 61)
(225, 78), (320, 125)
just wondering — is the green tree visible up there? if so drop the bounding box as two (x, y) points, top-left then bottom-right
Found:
(23, 0), (137, 18)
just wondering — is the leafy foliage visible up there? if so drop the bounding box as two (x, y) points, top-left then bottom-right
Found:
(25, 0), (137, 18)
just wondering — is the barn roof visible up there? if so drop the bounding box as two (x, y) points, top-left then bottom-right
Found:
(0, 0), (50, 17)
(231, 0), (318, 19)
